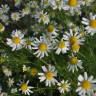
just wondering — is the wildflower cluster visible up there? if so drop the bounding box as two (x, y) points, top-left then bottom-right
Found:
(0, 0), (96, 96)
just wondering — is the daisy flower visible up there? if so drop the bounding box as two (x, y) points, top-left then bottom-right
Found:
(63, 29), (85, 45)
(76, 72), (96, 96)
(55, 39), (69, 55)
(0, 14), (9, 25)
(21, 6), (30, 17)
(41, 0), (50, 8)
(7, 78), (14, 88)
(2, 66), (12, 77)
(0, 4), (9, 13)
(35, 10), (50, 24)
(67, 55), (83, 73)
(7, 29), (25, 51)
(18, 80), (33, 95)
(63, 29), (85, 53)
(38, 65), (58, 87)
(32, 36), (52, 58)
(24, 37), (34, 50)
(50, 0), (64, 11)
(46, 24), (58, 36)
(63, 0), (83, 15)
(11, 12), (21, 21)
(82, 13), (96, 36)
(0, 23), (5, 32)
(57, 80), (71, 94)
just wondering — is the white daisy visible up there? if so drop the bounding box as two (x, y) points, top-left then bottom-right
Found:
(0, 23), (5, 32)
(41, 0), (50, 8)
(18, 80), (33, 95)
(6, 29), (25, 51)
(24, 37), (34, 50)
(0, 4), (9, 13)
(63, 0), (83, 15)
(67, 55), (83, 73)
(11, 12), (21, 21)
(82, 13), (96, 36)
(63, 29), (85, 45)
(46, 24), (58, 36)
(50, 0), (64, 11)
(7, 78), (14, 88)
(63, 29), (85, 53)
(32, 36), (52, 58)
(35, 10), (50, 24)
(21, 6), (30, 17)
(57, 80), (71, 94)
(55, 39), (69, 55)
(2, 66), (12, 77)
(76, 72), (96, 96)
(0, 14), (9, 25)
(71, 43), (81, 53)
(38, 65), (58, 87)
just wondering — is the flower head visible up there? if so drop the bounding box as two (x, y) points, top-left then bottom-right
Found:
(76, 72), (96, 96)
(82, 13), (96, 36)
(7, 29), (25, 51)
(18, 80), (33, 95)
(67, 54), (83, 73)
(38, 65), (57, 87)
(32, 36), (52, 58)
(57, 80), (71, 94)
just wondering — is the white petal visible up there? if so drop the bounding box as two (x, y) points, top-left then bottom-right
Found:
(42, 66), (47, 72)
(78, 75), (84, 82)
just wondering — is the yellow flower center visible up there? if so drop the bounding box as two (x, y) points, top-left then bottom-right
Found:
(90, 20), (96, 28)
(70, 57), (78, 65)
(40, 14), (45, 19)
(61, 84), (68, 91)
(26, 40), (32, 45)
(58, 41), (65, 48)
(70, 36), (78, 45)
(47, 25), (54, 33)
(31, 68), (38, 76)
(0, 23), (5, 32)
(82, 80), (92, 90)
(38, 43), (47, 52)
(71, 43), (80, 52)
(45, 71), (54, 80)
(20, 83), (28, 92)
(68, 0), (78, 7)
(12, 37), (21, 44)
